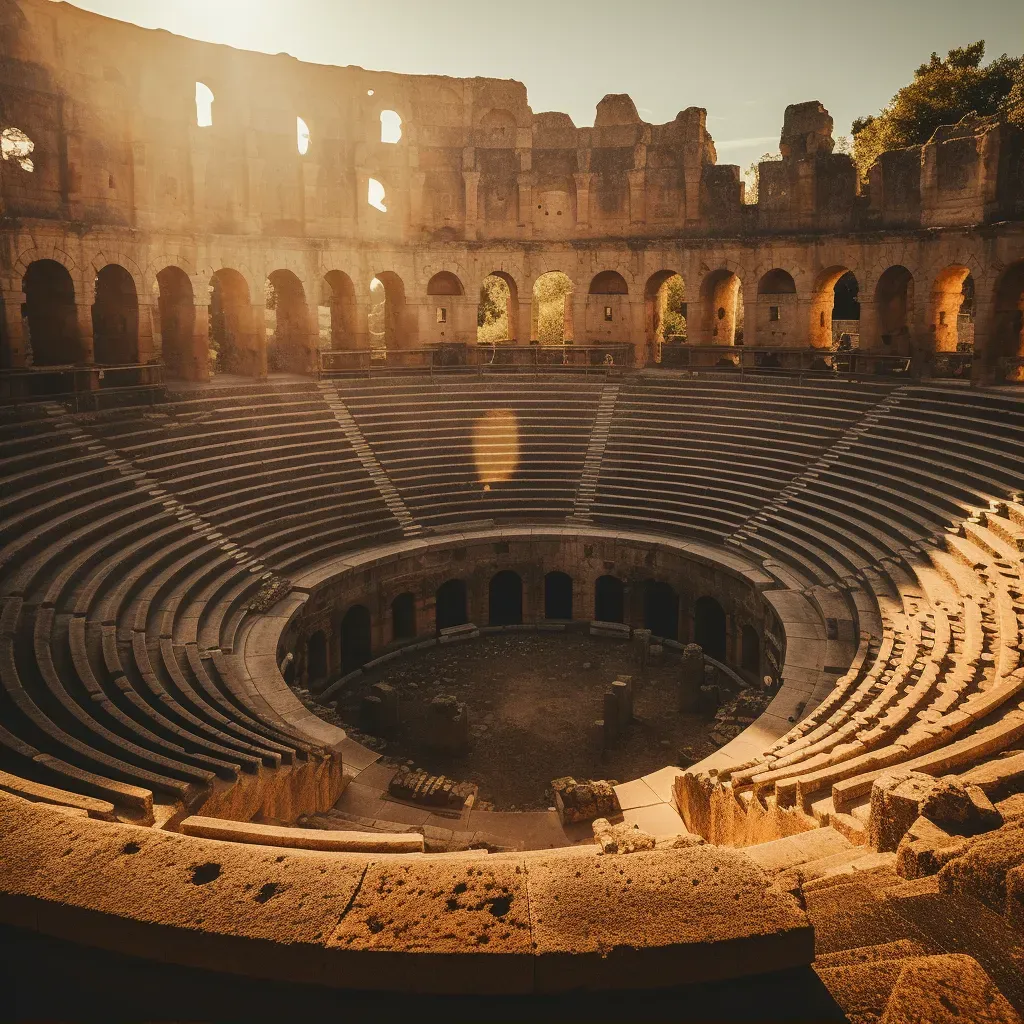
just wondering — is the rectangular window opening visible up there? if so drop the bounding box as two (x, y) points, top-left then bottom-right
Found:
(769, 305), (780, 322)
(603, 306), (613, 322)
(436, 307), (447, 324)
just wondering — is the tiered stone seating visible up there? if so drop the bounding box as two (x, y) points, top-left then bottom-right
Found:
(334, 377), (606, 529)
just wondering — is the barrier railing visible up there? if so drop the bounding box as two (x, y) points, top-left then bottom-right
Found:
(319, 343), (635, 377)
(0, 363), (164, 409)
(657, 344), (913, 380)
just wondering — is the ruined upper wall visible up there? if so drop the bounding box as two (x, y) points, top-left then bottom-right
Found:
(0, 0), (1020, 243)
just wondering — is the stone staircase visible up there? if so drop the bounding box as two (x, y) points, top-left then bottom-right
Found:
(317, 383), (422, 537)
(567, 382), (619, 525)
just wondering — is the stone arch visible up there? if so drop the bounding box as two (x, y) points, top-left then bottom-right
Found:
(13, 246), (79, 282)
(21, 259), (80, 365)
(873, 266), (914, 354)
(321, 270), (358, 350)
(209, 268), (258, 376)
(478, 271), (519, 343)
(694, 596), (727, 661)
(756, 269), (798, 346)
(370, 270), (416, 349)
(544, 571), (573, 620)
(595, 574), (625, 624)
(992, 259), (1024, 377)
(265, 269), (312, 374)
(531, 271), (574, 344)
(586, 270), (630, 342)
(488, 570), (523, 626)
(340, 604), (372, 674)
(86, 252), (144, 299)
(92, 264), (139, 365)
(698, 268), (743, 346)
(154, 266), (197, 380)
(391, 592), (416, 642)
(929, 265), (975, 358)
(644, 270), (687, 360)
(810, 266), (859, 349)
(435, 579), (468, 632)
(643, 580), (679, 641)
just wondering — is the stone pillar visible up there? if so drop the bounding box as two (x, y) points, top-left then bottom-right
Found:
(425, 695), (469, 754)
(517, 172), (533, 230)
(570, 293), (586, 346)
(517, 298), (533, 345)
(137, 301), (156, 365)
(573, 172), (593, 231)
(627, 169), (647, 227)
(858, 297), (878, 351)
(251, 303), (268, 378)
(0, 288), (27, 368)
(633, 629), (652, 676)
(679, 644), (704, 712)
(76, 301), (95, 365)
(192, 302), (211, 381)
(462, 170), (480, 240)
(742, 297), (758, 349)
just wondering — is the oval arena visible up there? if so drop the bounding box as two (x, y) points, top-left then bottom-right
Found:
(2, 1), (1024, 1020)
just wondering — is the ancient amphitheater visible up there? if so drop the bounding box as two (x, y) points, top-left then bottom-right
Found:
(2, 0), (1024, 1019)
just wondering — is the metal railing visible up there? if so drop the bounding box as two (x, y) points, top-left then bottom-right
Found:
(657, 344), (913, 380)
(0, 363), (164, 409)
(319, 343), (635, 378)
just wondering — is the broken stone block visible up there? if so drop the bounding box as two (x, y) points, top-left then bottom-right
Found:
(423, 694), (470, 754)
(368, 682), (399, 734)
(679, 643), (703, 712)
(920, 777), (1003, 836)
(611, 678), (632, 728)
(388, 769), (475, 811)
(870, 771), (940, 853)
(602, 691), (620, 746)
(632, 628), (652, 675)
(895, 815), (969, 879)
(551, 776), (621, 825)
(592, 817), (656, 855)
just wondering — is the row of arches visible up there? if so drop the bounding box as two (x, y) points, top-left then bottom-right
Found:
(10, 257), (1022, 374)
(305, 574), (763, 688)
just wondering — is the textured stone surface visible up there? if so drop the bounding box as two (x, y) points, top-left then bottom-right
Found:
(592, 817), (657, 855)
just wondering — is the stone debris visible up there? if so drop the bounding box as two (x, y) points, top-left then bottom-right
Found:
(592, 817), (656, 855)
(248, 576), (293, 613)
(424, 694), (470, 753)
(708, 688), (772, 747)
(388, 769), (476, 810)
(678, 644), (703, 712)
(551, 776), (621, 825)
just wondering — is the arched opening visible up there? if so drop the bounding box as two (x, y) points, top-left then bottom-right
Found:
(874, 266), (914, 353)
(195, 82), (215, 128)
(587, 271), (629, 342)
(321, 270), (357, 351)
(369, 272), (414, 350)
(531, 272), (573, 344)
(92, 265), (139, 365)
(644, 271), (686, 363)
(155, 267), (196, 380)
(265, 270), (311, 374)
(594, 575), (625, 624)
(297, 116), (311, 156)
(1, 127), (35, 172)
(993, 260), (1024, 376)
(380, 110), (402, 144)
(699, 269), (743, 346)
(426, 271), (464, 296)
(391, 592), (416, 642)
(478, 272), (517, 344)
(22, 260), (79, 365)
(209, 269), (256, 376)
(544, 571), (573, 620)
(367, 177), (388, 212)
(810, 267), (859, 349)
(427, 272), (464, 340)
(643, 580), (679, 641)
(340, 605), (372, 674)
(488, 570), (523, 626)
(756, 269), (797, 346)
(930, 266), (974, 357)
(741, 624), (761, 675)
(694, 596), (727, 661)
(435, 579), (468, 631)
(307, 630), (327, 687)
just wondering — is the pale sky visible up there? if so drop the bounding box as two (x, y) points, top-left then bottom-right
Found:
(66, 0), (1022, 173)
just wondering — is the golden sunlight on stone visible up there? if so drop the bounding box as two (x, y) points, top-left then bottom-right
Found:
(472, 409), (519, 486)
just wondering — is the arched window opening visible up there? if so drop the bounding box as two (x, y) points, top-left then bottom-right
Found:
(741, 625), (761, 675)
(369, 271), (412, 350)
(694, 596), (727, 661)
(155, 267), (196, 380)
(392, 593), (416, 642)
(341, 605), (372, 674)
(307, 630), (327, 687)
(587, 271), (628, 341)
(1, 127), (35, 172)
(810, 267), (858, 348)
(643, 581), (679, 641)
(757, 269), (797, 296)
(875, 266), (914, 352)
(993, 260), (1024, 376)
(532, 271), (573, 344)
(756, 269), (797, 343)
(489, 570), (523, 626)
(478, 273), (517, 343)
(544, 571), (573, 620)
(380, 110), (402, 144)
(195, 82), (215, 128)
(435, 579), (468, 632)
(265, 270), (311, 375)
(209, 269), (255, 376)
(931, 267), (975, 358)
(700, 269), (743, 346)
(368, 177), (387, 212)
(594, 575), (625, 624)
(321, 270), (357, 350)
(644, 271), (686, 363)
(92, 265), (139, 365)
(588, 271), (628, 295)
(22, 260), (79, 366)
(426, 271), (464, 296)
(297, 116), (311, 156)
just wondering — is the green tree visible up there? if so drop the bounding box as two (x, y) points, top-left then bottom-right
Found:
(852, 41), (1023, 181)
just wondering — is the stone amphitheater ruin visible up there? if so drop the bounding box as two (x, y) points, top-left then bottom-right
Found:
(2, 0), (1024, 1019)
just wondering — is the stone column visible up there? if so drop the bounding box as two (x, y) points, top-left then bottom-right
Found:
(0, 287), (27, 368)
(136, 301), (156, 366)
(251, 303), (268, 378)
(462, 170), (480, 240)
(573, 172), (593, 231)
(679, 644), (703, 712)
(192, 302), (211, 381)
(76, 301), (95, 365)
(742, 297), (758, 350)
(517, 172), (533, 231)
(517, 298), (532, 345)
(858, 297), (878, 351)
